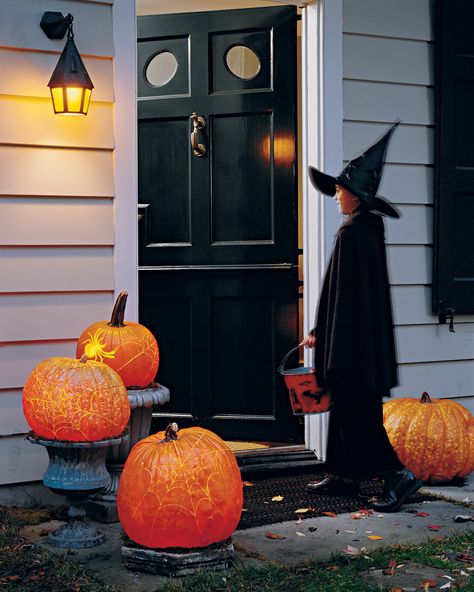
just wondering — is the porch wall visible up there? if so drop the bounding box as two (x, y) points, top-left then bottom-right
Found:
(0, 0), (116, 484)
(342, 0), (474, 411)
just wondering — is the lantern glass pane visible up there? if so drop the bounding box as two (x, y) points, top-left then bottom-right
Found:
(65, 87), (84, 113)
(51, 87), (64, 113)
(82, 89), (92, 114)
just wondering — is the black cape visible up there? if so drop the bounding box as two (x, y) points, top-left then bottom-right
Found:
(313, 208), (398, 397)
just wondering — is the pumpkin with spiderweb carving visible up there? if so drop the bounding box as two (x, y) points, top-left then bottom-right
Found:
(117, 424), (243, 549)
(22, 356), (130, 442)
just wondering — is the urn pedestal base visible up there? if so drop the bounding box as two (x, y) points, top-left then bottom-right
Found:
(87, 385), (170, 524)
(28, 434), (126, 549)
(121, 540), (234, 577)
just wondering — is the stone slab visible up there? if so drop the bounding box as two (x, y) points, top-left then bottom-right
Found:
(121, 542), (234, 577)
(86, 499), (119, 524)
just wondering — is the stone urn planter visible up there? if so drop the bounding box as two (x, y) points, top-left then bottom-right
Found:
(87, 384), (170, 523)
(27, 432), (127, 548)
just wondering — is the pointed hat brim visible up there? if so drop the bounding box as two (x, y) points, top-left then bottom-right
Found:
(308, 166), (400, 219)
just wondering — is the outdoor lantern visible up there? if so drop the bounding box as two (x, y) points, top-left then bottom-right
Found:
(40, 12), (94, 115)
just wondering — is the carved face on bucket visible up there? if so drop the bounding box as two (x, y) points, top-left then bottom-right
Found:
(335, 184), (360, 215)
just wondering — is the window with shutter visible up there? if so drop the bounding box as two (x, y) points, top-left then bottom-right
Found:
(434, 0), (474, 316)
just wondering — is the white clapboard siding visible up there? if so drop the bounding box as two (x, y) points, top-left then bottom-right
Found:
(385, 205), (432, 245)
(343, 35), (433, 86)
(395, 324), (474, 364)
(0, 247), (114, 293)
(387, 246), (431, 285)
(0, 292), (114, 342)
(0, 198), (114, 246)
(344, 122), (433, 165)
(1, 0), (113, 57)
(0, 341), (77, 390)
(379, 164), (433, 205)
(0, 146), (114, 197)
(392, 286), (474, 326)
(0, 390), (29, 436)
(0, 50), (114, 103)
(394, 360), (474, 399)
(0, 435), (48, 485)
(343, 81), (434, 126)
(0, 96), (114, 150)
(343, 0), (433, 41)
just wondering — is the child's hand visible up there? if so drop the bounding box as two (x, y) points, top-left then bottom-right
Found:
(301, 333), (316, 348)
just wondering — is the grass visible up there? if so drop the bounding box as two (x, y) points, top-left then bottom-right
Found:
(0, 506), (472, 592)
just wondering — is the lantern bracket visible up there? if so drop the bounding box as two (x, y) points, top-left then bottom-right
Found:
(40, 12), (74, 40)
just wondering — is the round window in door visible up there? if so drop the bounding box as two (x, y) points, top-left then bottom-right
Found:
(225, 45), (261, 80)
(145, 51), (178, 87)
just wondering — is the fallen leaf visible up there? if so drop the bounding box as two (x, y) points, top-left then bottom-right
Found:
(454, 514), (473, 522)
(322, 511), (337, 518)
(390, 588), (402, 592)
(365, 530), (374, 534)
(295, 532), (305, 537)
(442, 576), (455, 581)
(295, 508), (310, 514)
(271, 495), (284, 502)
(367, 535), (384, 540)
(327, 565), (338, 571)
(460, 570), (468, 576)
(378, 514), (385, 518)
(295, 517), (303, 524)
(342, 545), (360, 556)
(439, 583), (451, 590)
(462, 497), (470, 503)
(432, 536), (444, 542)
(264, 531), (285, 540)
(243, 481), (254, 486)
(421, 579), (438, 589)
(241, 508), (248, 512)
(344, 529), (356, 533)
(416, 512), (430, 517)
(427, 525), (442, 531)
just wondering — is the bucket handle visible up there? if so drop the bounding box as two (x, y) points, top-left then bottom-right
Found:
(278, 342), (305, 374)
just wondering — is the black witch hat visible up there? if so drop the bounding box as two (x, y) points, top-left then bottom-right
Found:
(309, 121), (400, 218)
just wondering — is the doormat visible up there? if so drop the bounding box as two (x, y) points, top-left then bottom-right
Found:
(226, 442), (270, 452)
(237, 471), (429, 530)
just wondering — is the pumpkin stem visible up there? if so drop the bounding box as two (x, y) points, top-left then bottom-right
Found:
(79, 354), (89, 364)
(420, 391), (432, 404)
(109, 291), (128, 328)
(162, 422), (179, 443)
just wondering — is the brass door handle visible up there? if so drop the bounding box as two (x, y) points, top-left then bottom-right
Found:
(190, 112), (206, 157)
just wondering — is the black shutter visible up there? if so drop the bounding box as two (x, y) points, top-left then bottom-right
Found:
(434, 0), (474, 315)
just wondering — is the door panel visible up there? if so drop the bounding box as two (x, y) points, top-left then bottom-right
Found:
(138, 7), (300, 442)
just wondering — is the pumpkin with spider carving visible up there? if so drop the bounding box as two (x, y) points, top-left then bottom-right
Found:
(76, 291), (159, 388)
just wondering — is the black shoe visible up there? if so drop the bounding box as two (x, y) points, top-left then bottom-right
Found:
(371, 468), (422, 512)
(306, 475), (360, 496)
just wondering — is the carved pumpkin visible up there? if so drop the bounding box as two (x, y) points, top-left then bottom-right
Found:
(383, 392), (474, 483)
(76, 291), (159, 388)
(117, 424), (243, 549)
(23, 356), (130, 442)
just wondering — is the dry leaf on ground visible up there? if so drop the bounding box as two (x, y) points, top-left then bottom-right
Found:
(264, 531), (285, 540)
(295, 532), (305, 537)
(271, 495), (284, 502)
(322, 511), (337, 518)
(367, 535), (384, 540)
(243, 481), (254, 486)
(295, 508), (310, 514)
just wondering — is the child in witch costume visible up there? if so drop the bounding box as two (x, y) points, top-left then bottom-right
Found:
(303, 121), (422, 512)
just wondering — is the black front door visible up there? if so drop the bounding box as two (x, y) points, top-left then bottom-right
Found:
(137, 6), (301, 442)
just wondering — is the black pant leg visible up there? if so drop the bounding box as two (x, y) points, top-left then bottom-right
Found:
(325, 381), (403, 479)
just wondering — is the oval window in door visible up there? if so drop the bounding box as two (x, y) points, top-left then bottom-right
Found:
(225, 45), (261, 80)
(145, 51), (178, 87)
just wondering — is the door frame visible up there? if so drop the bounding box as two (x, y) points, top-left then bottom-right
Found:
(111, 0), (343, 460)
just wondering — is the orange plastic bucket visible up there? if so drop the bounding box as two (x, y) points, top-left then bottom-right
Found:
(278, 345), (332, 415)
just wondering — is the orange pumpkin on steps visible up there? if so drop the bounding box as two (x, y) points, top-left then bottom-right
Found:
(117, 424), (243, 549)
(23, 356), (130, 442)
(76, 291), (159, 388)
(383, 392), (474, 483)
